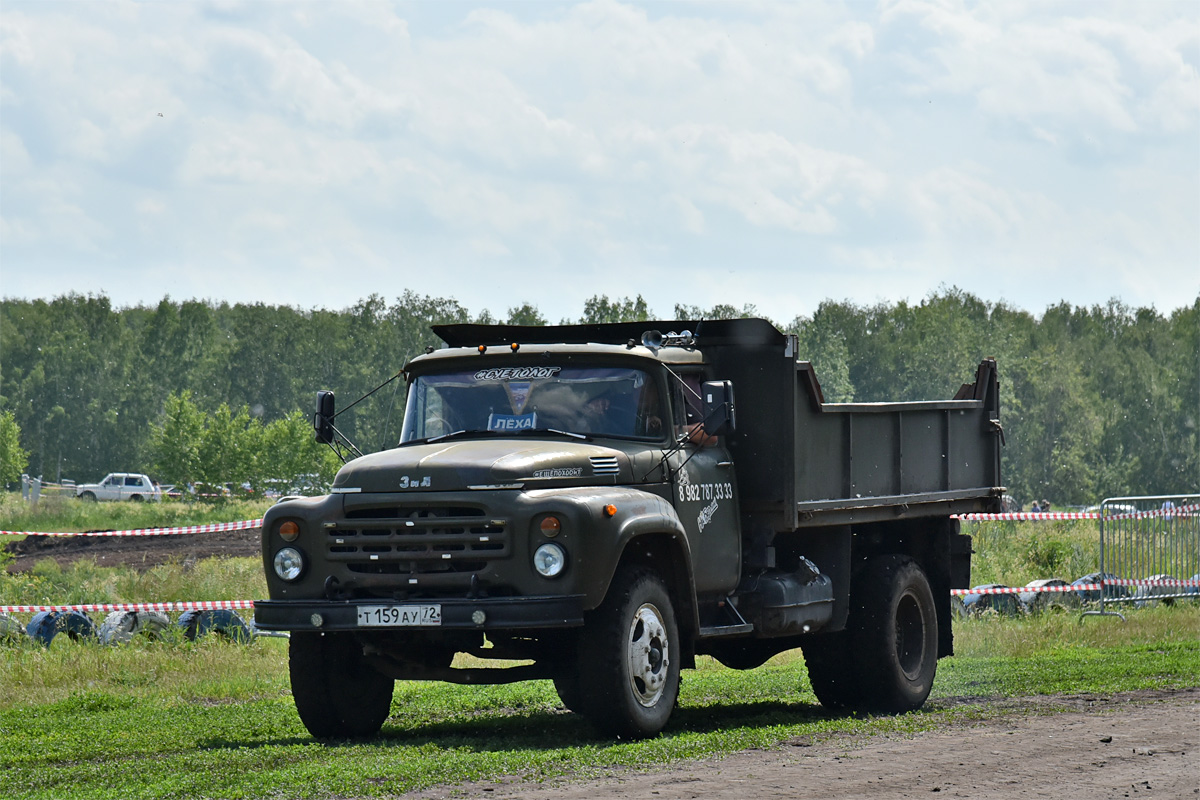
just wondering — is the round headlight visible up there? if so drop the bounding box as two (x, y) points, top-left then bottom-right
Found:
(533, 542), (567, 578)
(273, 547), (305, 581)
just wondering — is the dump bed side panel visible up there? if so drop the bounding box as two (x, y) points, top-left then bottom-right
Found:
(714, 341), (1003, 531)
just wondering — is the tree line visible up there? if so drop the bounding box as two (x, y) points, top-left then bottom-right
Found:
(0, 289), (1195, 507)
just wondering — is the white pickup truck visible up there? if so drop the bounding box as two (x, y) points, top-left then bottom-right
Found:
(75, 473), (162, 502)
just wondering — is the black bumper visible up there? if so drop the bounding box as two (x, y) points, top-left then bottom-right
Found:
(253, 595), (585, 633)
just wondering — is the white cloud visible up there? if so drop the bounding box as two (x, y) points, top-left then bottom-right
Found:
(0, 1), (1195, 321)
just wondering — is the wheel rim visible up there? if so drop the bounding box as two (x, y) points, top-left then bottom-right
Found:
(894, 590), (927, 681)
(626, 602), (670, 707)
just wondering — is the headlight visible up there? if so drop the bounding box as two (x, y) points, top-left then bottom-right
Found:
(533, 542), (567, 578)
(273, 547), (305, 581)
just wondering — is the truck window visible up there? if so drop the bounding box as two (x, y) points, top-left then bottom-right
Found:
(400, 366), (665, 442)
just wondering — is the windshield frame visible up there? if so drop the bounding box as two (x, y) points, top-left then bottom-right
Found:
(399, 357), (671, 445)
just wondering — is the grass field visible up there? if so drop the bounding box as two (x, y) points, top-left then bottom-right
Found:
(1, 498), (1197, 799)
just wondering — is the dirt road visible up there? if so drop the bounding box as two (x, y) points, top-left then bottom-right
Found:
(408, 689), (1198, 800)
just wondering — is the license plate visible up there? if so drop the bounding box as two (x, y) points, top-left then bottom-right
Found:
(356, 604), (442, 627)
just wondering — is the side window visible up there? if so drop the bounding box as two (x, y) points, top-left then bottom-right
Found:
(104, 476), (117, 486)
(672, 371), (705, 438)
(125, 476), (140, 487)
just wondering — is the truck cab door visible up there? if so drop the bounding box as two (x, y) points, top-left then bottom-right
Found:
(666, 375), (741, 596)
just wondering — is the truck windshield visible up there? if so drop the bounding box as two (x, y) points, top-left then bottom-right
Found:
(400, 365), (664, 442)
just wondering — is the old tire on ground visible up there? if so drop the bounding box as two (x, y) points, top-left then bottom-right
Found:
(0, 613), (27, 644)
(852, 555), (938, 712)
(98, 610), (171, 645)
(289, 632), (393, 740)
(26, 610), (97, 646)
(576, 565), (681, 739)
(178, 609), (252, 643)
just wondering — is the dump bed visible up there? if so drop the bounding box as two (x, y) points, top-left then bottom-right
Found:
(700, 320), (1004, 530)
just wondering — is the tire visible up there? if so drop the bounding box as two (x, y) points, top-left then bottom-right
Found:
(851, 556), (939, 712)
(553, 675), (585, 713)
(576, 566), (681, 739)
(128, 494), (144, 502)
(26, 610), (97, 646)
(289, 632), (394, 740)
(79, 491), (96, 502)
(178, 609), (252, 643)
(0, 613), (27, 644)
(801, 630), (857, 710)
(99, 611), (171, 645)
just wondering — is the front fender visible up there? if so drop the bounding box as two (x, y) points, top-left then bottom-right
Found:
(523, 486), (693, 611)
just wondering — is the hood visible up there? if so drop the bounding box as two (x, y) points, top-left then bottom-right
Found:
(331, 439), (629, 493)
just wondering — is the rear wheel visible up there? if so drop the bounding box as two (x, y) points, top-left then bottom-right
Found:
(576, 566), (681, 738)
(852, 556), (938, 711)
(289, 632), (393, 739)
(801, 631), (856, 710)
(803, 555), (938, 713)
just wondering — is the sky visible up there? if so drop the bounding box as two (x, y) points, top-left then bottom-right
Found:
(1, 0), (1197, 324)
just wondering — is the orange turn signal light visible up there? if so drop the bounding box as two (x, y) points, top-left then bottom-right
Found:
(510, 342), (520, 352)
(539, 516), (562, 537)
(279, 521), (300, 542)
(477, 344), (487, 354)
(603, 504), (617, 518)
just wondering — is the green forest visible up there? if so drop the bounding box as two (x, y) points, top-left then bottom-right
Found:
(1, 288), (1196, 508)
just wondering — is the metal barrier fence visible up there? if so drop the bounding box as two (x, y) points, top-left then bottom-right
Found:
(1090, 494), (1200, 619)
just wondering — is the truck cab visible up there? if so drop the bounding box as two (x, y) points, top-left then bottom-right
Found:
(256, 319), (1002, 740)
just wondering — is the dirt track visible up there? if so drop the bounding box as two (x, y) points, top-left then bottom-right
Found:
(407, 690), (1198, 800)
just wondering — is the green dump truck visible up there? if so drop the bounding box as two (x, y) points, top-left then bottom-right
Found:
(255, 318), (1003, 739)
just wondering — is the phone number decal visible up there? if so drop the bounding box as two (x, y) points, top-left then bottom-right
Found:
(678, 482), (733, 503)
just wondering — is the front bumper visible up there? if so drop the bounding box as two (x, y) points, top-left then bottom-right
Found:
(253, 595), (585, 633)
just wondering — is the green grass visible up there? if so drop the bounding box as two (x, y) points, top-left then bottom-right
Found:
(0, 606), (1195, 800)
(0, 491), (271, 536)
(0, 501), (1195, 799)
(965, 518), (1101, 586)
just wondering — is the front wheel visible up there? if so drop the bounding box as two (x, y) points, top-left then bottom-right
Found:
(289, 632), (393, 739)
(576, 566), (681, 738)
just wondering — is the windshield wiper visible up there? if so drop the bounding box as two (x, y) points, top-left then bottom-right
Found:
(514, 427), (591, 441)
(424, 429), (498, 444)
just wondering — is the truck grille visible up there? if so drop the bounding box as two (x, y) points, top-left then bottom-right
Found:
(326, 505), (508, 575)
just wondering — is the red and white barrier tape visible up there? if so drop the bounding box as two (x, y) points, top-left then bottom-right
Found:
(0, 518), (263, 537)
(951, 578), (1200, 596)
(0, 600), (255, 614)
(958, 512), (1098, 521)
(958, 503), (1198, 522)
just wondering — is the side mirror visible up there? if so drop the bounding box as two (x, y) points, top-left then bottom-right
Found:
(314, 391), (335, 444)
(701, 380), (736, 436)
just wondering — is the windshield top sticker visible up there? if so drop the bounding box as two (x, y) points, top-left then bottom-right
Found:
(474, 366), (561, 381)
(488, 412), (538, 431)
